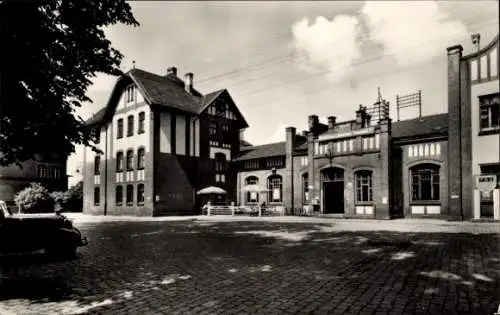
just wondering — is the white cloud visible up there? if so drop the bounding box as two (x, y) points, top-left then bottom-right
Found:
(290, 1), (471, 80)
(361, 1), (469, 67)
(290, 15), (362, 81)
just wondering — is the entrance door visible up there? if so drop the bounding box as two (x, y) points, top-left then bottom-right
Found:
(323, 181), (344, 214)
(321, 167), (345, 214)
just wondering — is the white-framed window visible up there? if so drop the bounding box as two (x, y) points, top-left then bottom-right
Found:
(355, 170), (373, 203)
(267, 175), (283, 203)
(245, 176), (259, 203)
(125, 85), (135, 103)
(479, 93), (499, 133)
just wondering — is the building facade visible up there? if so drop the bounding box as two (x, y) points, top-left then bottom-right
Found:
(235, 104), (451, 219)
(0, 155), (68, 205)
(447, 34), (499, 220)
(83, 67), (248, 216)
(83, 33), (499, 220)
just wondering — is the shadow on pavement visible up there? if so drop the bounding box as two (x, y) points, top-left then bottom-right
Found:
(0, 220), (498, 315)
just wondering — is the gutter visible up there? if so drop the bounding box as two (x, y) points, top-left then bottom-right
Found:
(103, 124), (108, 216)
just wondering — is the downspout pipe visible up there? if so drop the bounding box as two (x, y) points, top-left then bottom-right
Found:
(104, 124), (108, 216)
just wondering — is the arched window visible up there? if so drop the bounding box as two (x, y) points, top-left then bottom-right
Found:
(410, 164), (440, 201)
(126, 185), (134, 206)
(267, 175), (283, 203)
(116, 151), (124, 172)
(127, 115), (134, 137)
(355, 170), (373, 203)
(214, 153), (226, 184)
(138, 112), (145, 134)
(302, 173), (309, 204)
(94, 187), (100, 206)
(245, 176), (259, 203)
(137, 148), (145, 170)
(116, 186), (123, 206)
(117, 118), (123, 139)
(126, 150), (134, 171)
(137, 184), (145, 206)
(94, 155), (100, 175)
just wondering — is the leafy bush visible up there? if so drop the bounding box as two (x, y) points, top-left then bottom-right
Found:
(15, 182), (55, 213)
(51, 190), (68, 212)
(65, 181), (83, 212)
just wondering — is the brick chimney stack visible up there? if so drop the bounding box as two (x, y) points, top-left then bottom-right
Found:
(308, 115), (319, 131)
(327, 116), (336, 130)
(166, 66), (177, 76)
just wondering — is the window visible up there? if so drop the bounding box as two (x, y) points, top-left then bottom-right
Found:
(266, 157), (284, 168)
(116, 152), (124, 172)
(117, 119), (124, 139)
(127, 115), (134, 137)
(479, 93), (499, 133)
(302, 173), (309, 204)
(480, 163), (500, 189)
(215, 101), (225, 116)
(126, 85), (134, 103)
(37, 164), (58, 178)
(126, 150), (134, 171)
(138, 112), (145, 134)
(209, 122), (217, 137)
(94, 187), (100, 206)
(137, 148), (145, 170)
(355, 170), (373, 203)
(267, 175), (283, 203)
(411, 164), (440, 201)
(126, 185), (133, 206)
(137, 184), (145, 205)
(245, 176), (259, 203)
(94, 128), (100, 144)
(116, 186), (123, 206)
(215, 153), (226, 183)
(54, 166), (60, 178)
(215, 153), (226, 172)
(244, 160), (259, 169)
(94, 155), (100, 175)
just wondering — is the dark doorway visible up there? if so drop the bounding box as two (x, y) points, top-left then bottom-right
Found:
(321, 167), (345, 214)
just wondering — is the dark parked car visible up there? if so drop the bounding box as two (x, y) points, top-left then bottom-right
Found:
(0, 200), (87, 258)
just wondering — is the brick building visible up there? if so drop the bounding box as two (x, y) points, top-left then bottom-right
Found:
(0, 155), (68, 205)
(447, 33), (499, 220)
(83, 67), (248, 216)
(83, 33), (499, 219)
(235, 102), (451, 219)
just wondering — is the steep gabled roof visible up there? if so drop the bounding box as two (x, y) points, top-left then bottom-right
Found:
(85, 68), (248, 127)
(129, 68), (203, 114)
(234, 142), (286, 161)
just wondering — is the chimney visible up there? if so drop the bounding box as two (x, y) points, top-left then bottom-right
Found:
(285, 127), (297, 158)
(184, 72), (193, 93)
(365, 113), (372, 127)
(166, 66), (177, 76)
(355, 105), (369, 128)
(327, 116), (336, 130)
(471, 33), (481, 52)
(308, 115), (319, 131)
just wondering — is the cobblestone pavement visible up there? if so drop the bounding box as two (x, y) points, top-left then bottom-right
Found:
(1, 218), (499, 314)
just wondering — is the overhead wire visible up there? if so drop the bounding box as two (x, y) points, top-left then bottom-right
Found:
(190, 11), (497, 81)
(211, 18), (499, 101)
(193, 14), (498, 86)
(184, 4), (478, 72)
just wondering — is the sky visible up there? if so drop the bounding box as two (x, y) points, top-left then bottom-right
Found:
(67, 0), (499, 185)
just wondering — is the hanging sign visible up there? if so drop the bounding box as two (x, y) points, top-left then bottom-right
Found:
(475, 175), (497, 193)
